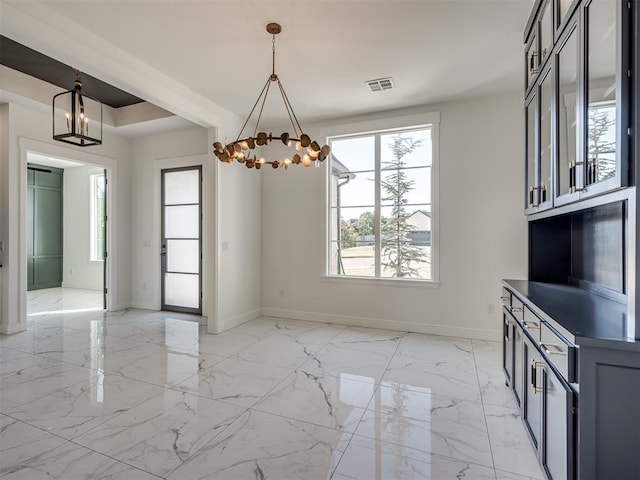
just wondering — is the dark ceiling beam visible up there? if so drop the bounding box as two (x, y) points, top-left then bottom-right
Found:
(0, 35), (144, 109)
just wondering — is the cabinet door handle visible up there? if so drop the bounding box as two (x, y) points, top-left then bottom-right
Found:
(529, 187), (535, 207)
(530, 359), (537, 394)
(533, 361), (545, 394)
(540, 343), (567, 356)
(529, 51), (540, 75)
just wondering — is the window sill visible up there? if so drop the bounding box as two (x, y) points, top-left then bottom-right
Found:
(321, 275), (440, 288)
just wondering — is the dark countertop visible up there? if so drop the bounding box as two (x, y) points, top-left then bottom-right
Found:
(503, 279), (638, 348)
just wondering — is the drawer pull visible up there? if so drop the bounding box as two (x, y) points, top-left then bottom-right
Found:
(532, 360), (546, 394)
(523, 321), (540, 330)
(509, 306), (523, 313)
(540, 342), (567, 356)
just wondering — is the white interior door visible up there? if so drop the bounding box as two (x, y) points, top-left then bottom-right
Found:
(161, 166), (202, 314)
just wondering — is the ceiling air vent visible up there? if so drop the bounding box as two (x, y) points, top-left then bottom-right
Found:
(365, 77), (394, 92)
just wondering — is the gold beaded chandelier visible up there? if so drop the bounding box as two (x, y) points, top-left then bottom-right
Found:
(213, 23), (330, 170)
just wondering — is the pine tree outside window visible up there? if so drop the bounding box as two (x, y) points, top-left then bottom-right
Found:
(327, 122), (438, 281)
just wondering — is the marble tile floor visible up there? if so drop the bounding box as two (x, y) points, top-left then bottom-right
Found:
(0, 309), (544, 479)
(27, 288), (105, 316)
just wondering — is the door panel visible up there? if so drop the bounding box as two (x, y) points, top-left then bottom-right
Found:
(36, 257), (62, 285)
(164, 205), (200, 239)
(35, 189), (62, 255)
(103, 169), (108, 310)
(164, 273), (200, 309)
(166, 239), (199, 274)
(514, 324), (524, 406)
(161, 166), (202, 314)
(27, 165), (63, 291)
(27, 187), (34, 257)
(523, 334), (542, 450)
(543, 366), (574, 480)
(164, 169), (199, 204)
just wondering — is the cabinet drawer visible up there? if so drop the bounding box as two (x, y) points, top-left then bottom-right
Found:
(522, 305), (542, 341)
(505, 295), (524, 323)
(541, 322), (576, 383)
(501, 288), (511, 308)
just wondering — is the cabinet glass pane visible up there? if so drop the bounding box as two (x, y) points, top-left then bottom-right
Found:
(557, 27), (578, 197)
(586, 0), (617, 185)
(164, 273), (199, 309)
(558, 0), (573, 27)
(526, 97), (537, 207)
(540, 1), (553, 65)
(164, 205), (199, 239)
(164, 169), (199, 205)
(525, 32), (538, 91)
(540, 71), (552, 203)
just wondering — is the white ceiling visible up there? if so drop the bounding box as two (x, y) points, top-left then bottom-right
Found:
(3, 0), (533, 129)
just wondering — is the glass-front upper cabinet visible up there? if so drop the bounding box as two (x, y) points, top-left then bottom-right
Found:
(539, 0), (554, 67)
(525, 0), (554, 95)
(526, 28), (539, 94)
(555, 18), (581, 205)
(557, 0), (577, 35)
(539, 68), (553, 208)
(526, 64), (553, 213)
(526, 92), (538, 211)
(583, 0), (627, 194)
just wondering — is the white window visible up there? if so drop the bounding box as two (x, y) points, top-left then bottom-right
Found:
(90, 173), (105, 262)
(327, 122), (438, 281)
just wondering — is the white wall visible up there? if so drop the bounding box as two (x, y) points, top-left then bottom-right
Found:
(213, 135), (263, 332)
(130, 127), (210, 311)
(261, 93), (528, 340)
(62, 165), (104, 291)
(0, 101), (131, 334)
(129, 125), (263, 333)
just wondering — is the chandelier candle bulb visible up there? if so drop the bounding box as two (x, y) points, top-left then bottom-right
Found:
(214, 22), (329, 172)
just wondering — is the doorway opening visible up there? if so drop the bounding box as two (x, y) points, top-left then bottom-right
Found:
(161, 166), (202, 315)
(26, 152), (108, 316)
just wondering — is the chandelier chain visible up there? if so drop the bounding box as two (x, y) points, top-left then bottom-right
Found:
(272, 33), (276, 77)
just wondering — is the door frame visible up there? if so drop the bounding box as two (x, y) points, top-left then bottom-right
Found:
(152, 154), (210, 319)
(160, 165), (202, 315)
(17, 138), (117, 323)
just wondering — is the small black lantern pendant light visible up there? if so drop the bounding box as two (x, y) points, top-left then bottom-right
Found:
(53, 71), (103, 147)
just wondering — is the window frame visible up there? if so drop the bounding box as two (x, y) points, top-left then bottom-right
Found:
(322, 112), (440, 285)
(89, 172), (105, 262)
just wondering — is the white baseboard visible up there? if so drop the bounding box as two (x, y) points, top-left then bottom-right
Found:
(261, 307), (500, 341)
(61, 282), (102, 291)
(129, 301), (158, 311)
(0, 321), (27, 335)
(215, 308), (262, 333)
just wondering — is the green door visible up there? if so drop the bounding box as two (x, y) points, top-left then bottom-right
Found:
(27, 164), (63, 291)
